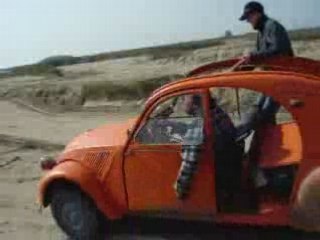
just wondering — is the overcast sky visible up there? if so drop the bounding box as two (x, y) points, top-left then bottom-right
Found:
(0, 0), (319, 68)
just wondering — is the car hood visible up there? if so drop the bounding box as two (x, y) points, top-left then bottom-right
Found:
(64, 117), (137, 152)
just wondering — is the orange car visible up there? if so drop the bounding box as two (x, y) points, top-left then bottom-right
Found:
(38, 56), (320, 239)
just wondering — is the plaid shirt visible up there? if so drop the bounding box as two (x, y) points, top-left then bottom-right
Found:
(174, 106), (236, 199)
(174, 117), (204, 199)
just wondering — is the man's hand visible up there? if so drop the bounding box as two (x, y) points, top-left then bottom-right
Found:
(241, 54), (252, 64)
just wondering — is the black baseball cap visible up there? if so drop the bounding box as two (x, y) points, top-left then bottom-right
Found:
(239, 1), (264, 21)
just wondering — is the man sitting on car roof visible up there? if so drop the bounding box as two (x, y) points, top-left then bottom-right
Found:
(240, 1), (294, 124)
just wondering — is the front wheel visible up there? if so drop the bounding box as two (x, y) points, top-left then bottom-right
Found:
(50, 182), (106, 240)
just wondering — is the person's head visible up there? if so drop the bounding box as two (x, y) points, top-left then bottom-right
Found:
(181, 95), (202, 116)
(239, 1), (265, 29)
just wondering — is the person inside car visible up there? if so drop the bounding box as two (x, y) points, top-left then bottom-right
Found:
(174, 95), (242, 210)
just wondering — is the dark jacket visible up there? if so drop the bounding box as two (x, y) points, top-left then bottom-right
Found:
(251, 15), (294, 60)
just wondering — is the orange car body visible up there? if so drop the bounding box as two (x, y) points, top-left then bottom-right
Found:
(38, 57), (320, 230)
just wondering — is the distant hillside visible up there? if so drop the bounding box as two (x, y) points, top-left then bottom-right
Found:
(39, 55), (81, 66)
(3, 27), (320, 78)
(50, 26), (320, 65)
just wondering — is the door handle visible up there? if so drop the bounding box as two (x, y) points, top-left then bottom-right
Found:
(289, 98), (304, 108)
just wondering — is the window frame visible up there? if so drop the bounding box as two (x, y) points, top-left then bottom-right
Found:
(209, 86), (295, 126)
(130, 89), (208, 145)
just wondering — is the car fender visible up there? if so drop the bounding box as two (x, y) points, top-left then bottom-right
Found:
(291, 167), (320, 232)
(38, 160), (123, 220)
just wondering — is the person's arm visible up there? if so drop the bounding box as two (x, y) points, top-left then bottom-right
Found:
(174, 144), (202, 199)
(174, 120), (204, 199)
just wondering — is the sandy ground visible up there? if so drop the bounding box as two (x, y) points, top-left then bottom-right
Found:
(0, 100), (131, 239)
(0, 100), (135, 145)
(0, 100), (320, 240)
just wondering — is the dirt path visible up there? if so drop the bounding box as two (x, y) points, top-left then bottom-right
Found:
(0, 144), (62, 239)
(0, 101), (136, 145)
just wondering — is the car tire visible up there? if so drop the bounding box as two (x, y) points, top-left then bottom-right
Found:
(50, 182), (106, 240)
(292, 167), (320, 232)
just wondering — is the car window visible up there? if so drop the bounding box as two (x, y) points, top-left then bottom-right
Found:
(135, 94), (204, 145)
(210, 87), (294, 125)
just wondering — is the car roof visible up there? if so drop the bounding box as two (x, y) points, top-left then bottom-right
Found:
(146, 57), (320, 106)
(187, 57), (320, 78)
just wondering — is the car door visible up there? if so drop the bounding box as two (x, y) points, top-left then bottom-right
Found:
(124, 91), (216, 217)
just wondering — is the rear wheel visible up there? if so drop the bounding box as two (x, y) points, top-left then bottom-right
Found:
(50, 182), (106, 240)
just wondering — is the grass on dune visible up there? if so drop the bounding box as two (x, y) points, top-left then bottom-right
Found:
(81, 75), (183, 101)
